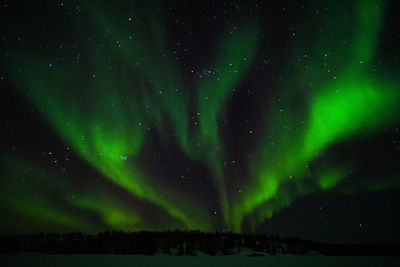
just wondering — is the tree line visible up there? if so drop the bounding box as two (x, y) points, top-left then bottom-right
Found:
(0, 230), (399, 256)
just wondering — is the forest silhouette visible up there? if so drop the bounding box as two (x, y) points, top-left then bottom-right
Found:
(1, 230), (399, 256)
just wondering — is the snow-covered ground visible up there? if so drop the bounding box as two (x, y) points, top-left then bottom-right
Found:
(1, 254), (399, 267)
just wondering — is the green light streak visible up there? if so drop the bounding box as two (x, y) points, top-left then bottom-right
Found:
(304, 78), (397, 157)
(232, 0), (399, 232)
(11, 57), (210, 230)
(5, 1), (213, 229)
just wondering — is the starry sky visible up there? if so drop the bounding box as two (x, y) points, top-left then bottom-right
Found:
(1, 0), (399, 243)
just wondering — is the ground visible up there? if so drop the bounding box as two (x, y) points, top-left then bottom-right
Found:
(2, 254), (399, 267)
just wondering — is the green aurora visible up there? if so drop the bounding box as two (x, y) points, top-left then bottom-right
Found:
(1, 0), (399, 234)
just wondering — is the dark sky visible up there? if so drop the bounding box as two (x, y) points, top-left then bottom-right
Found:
(0, 0), (399, 243)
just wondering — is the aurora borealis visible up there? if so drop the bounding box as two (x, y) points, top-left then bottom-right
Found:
(0, 0), (399, 242)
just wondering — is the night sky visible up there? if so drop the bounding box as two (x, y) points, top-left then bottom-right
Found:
(1, 0), (399, 243)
